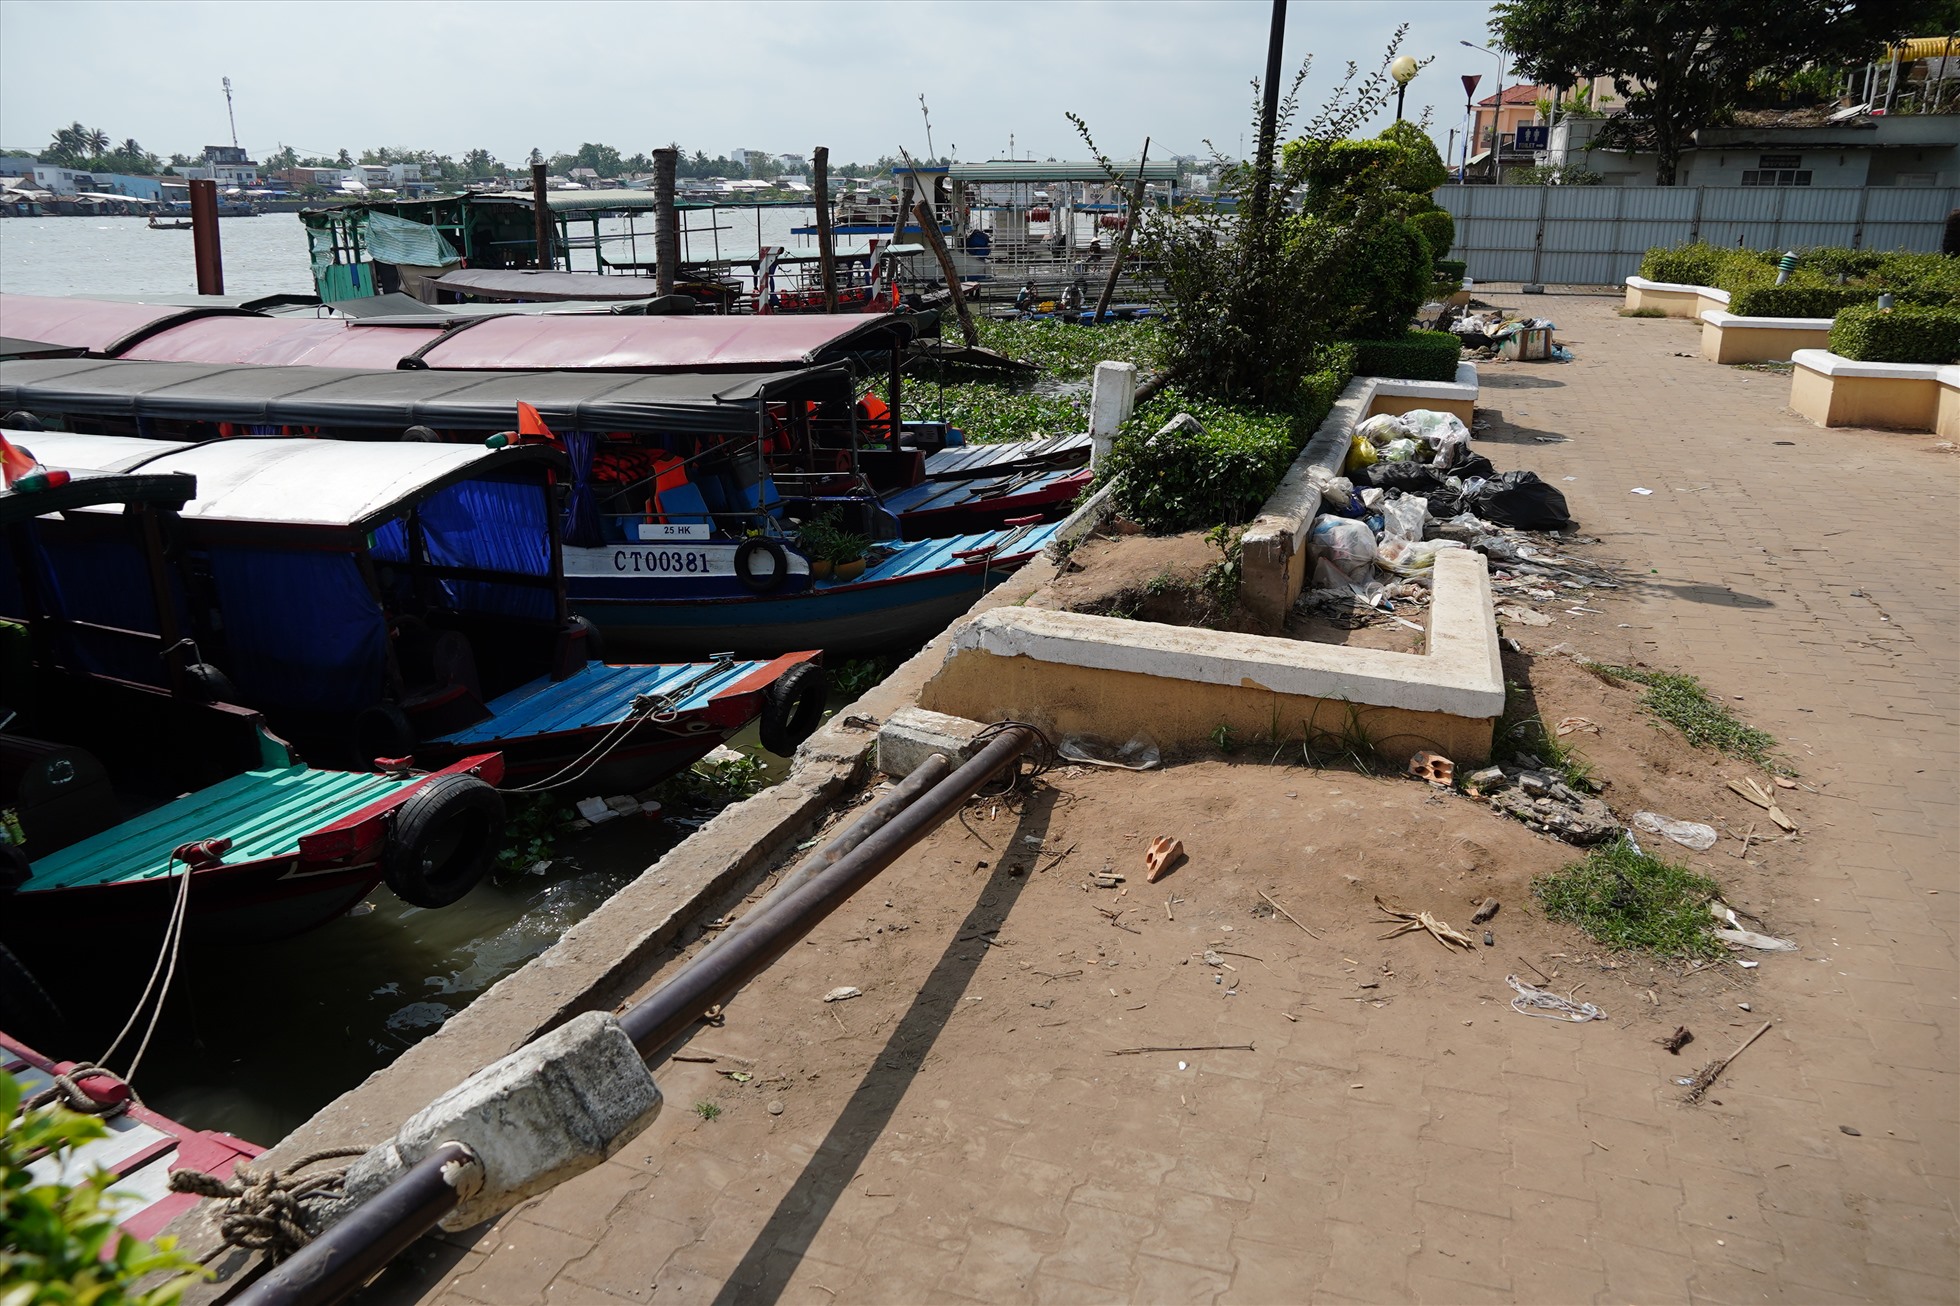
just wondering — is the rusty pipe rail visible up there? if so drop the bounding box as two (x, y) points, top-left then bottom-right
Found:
(232, 725), (1037, 1306)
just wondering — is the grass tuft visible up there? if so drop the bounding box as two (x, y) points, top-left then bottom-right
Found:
(1617, 307), (1669, 318)
(1533, 839), (1724, 958)
(693, 1101), (722, 1122)
(1588, 663), (1781, 769)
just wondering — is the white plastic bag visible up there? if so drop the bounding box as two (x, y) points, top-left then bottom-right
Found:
(1380, 494), (1427, 543)
(1377, 438), (1422, 463)
(1355, 413), (1415, 444)
(1306, 466), (1360, 515)
(1307, 513), (1376, 582)
(1375, 536), (1465, 576)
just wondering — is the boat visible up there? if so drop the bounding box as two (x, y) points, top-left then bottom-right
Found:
(0, 293), (1092, 488)
(0, 367), (1061, 658)
(146, 216), (192, 230)
(1, 461), (509, 939)
(1, 1031), (262, 1240)
(12, 430), (828, 787)
(0, 355), (1086, 546)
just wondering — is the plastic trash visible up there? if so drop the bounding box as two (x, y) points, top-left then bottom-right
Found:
(1059, 734), (1162, 771)
(1308, 513), (1377, 582)
(1355, 413), (1415, 444)
(1375, 537), (1465, 575)
(1377, 438), (1422, 463)
(1465, 471), (1573, 531)
(1364, 462), (1446, 494)
(1343, 435), (1379, 476)
(1633, 811), (1719, 852)
(1380, 494), (1427, 543)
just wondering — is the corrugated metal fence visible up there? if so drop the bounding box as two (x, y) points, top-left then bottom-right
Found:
(1434, 186), (1958, 285)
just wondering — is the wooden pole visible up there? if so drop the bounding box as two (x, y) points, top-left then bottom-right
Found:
(188, 179), (223, 294)
(530, 161), (553, 271)
(913, 198), (977, 346)
(1094, 138), (1148, 324)
(812, 145), (837, 313)
(652, 146), (678, 296)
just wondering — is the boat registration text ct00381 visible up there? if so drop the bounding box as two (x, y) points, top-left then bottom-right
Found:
(614, 548), (718, 574)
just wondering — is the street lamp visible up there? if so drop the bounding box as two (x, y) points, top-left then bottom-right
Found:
(1461, 39), (1507, 180)
(1391, 56), (1419, 122)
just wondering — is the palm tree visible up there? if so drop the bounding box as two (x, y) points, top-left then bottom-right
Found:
(47, 124), (85, 161)
(85, 127), (110, 155)
(119, 138), (143, 158)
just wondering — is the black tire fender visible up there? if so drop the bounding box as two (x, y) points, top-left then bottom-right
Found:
(383, 773), (503, 909)
(758, 661), (827, 756)
(567, 614), (604, 661)
(353, 702), (416, 766)
(734, 538), (789, 594)
(184, 661), (238, 704)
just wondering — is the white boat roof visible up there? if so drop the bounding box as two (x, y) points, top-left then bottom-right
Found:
(12, 430), (552, 530)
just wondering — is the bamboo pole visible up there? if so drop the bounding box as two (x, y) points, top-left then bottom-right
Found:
(813, 145), (838, 312)
(913, 198), (977, 346)
(1094, 138), (1149, 324)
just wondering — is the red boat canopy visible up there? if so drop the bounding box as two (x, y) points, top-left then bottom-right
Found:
(122, 316), (446, 368)
(2, 293), (914, 373)
(0, 293), (254, 355)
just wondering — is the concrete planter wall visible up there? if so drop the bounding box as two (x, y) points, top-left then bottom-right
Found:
(1624, 275), (1729, 319)
(1699, 310), (1833, 364)
(1789, 349), (1960, 436)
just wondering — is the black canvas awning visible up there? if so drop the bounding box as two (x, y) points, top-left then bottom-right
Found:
(0, 358), (857, 437)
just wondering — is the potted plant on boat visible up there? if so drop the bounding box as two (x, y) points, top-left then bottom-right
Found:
(797, 513), (872, 582)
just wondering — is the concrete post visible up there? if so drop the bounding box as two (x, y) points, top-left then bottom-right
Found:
(1088, 361), (1137, 469)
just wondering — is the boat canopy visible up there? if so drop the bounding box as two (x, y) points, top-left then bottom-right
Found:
(0, 358), (858, 438)
(0, 336), (87, 362)
(13, 290), (912, 372)
(0, 293), (256, 355)
(430, 269), (683, 303)
(0, 464), (196, 525)
(471, 190), (714, 213)
(17, 430), (558, 533)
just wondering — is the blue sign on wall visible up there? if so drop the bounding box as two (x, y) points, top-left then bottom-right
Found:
(1515, 125), (1550, 150)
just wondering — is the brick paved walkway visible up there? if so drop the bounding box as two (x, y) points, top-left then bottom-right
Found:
(370, 291), (1958, 1306)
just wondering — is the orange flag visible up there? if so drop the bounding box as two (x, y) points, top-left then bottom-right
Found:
(0, 432), (38, 488)
(516, 402), (556, 442)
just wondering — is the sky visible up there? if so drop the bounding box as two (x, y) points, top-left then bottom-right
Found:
(0, 1), (1508, 169)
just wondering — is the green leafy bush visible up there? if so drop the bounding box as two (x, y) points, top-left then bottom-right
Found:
(1, 1074), (204, 1305)
(1640, 243), (1960, 306)
(1727, 284), (1884, 318)
(1829, 303), (1960, 364)
(1407, 208), (1456, 261)
(1433, 258), (1467, 282)
(1351, 330), (1461, 381)
(1328, 215), (1434, 340)
(1797, 247), (1882, 280)
(1871, 251), (1960, 303)
(1102, 357), (1350, 533)
(1639, 243), (1777, 291)
(972, 319), (1165, 380)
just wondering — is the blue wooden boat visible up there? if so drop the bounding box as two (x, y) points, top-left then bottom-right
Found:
(12, 431), (827, 789)
(1, 465), (508, 949)
(0, 363), (1068, 658)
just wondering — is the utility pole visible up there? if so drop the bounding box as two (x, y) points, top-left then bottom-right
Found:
(1248, 0), (1288, 226)
(813, 146), (837, 312)
(222, 76), (239, 149)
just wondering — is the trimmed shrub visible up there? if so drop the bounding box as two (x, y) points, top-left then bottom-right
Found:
(1639, 243), (1773, 289)
(1102, 353), (1353, 534)
(1351, 330), (1461, 381)
(1434, 257), (1467, 282)
(1829, 303), (1960, 364)
(1871, 251), (1960, 304)
(1727, 284), (1883, 318)
(1330, 215), (1433, 340)
(1408, 207), (1456, 260)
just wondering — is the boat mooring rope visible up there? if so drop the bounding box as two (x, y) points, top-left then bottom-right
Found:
(168, 1147), (370, 1263)
(26, 1062), (138, 1118)
(95, 853), (195, 1087)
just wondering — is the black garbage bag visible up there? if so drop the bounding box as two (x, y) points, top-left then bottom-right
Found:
(1451, 451), (1498, 479)
(1363, 462), (1445, 493)
(1466, 470), (1573, 531)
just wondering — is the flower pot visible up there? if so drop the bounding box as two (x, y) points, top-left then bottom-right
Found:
(809, 558), (833, 579)
(833, 557), (867, 582)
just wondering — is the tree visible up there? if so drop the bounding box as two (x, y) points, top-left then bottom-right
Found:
(336, 148), (352, 167)
(84, 126), (109, 154)
(1492, 0), (1923, 185)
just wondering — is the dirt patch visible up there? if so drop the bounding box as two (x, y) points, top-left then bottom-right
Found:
(1039, 530), (1251, 631)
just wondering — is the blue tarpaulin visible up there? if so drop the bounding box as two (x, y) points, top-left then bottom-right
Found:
(206, 546), (388, 711)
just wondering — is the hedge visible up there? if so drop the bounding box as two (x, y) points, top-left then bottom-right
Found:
(1101, 352), (1354, 533)
(1641, 243), (1960, 306)
(1408, 208), (1456, 261)
(1434, 258), (1468, 282)
(1828, 303), (1960, 365)
(1351, 330), (1462, 382)
(1727, 284), (1884, 319)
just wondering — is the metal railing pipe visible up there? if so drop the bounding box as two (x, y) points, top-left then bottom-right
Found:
(691, 753), (953, 965)
(618, 724), (1034, 1056)
(234, 1142), (475, 1306)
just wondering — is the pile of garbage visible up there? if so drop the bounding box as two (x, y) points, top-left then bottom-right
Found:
(1448, 310), (1574, 362)
(1464, 762), (1619, 845)
(1299, 409), (1579, 622)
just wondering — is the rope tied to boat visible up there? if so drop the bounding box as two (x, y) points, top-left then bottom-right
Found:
(26, 1063), (139, 1118)
(168, 1146), (369, 1262)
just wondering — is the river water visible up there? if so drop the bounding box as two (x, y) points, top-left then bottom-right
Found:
(0, 207), (839, 300)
